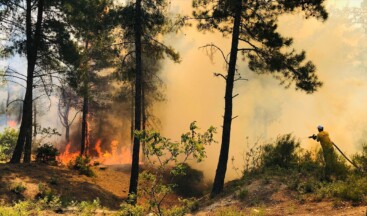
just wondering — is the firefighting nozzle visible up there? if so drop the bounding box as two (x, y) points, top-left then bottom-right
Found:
(309, 134), (317, 140)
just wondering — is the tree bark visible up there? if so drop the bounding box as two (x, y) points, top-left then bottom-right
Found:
(141, 85), (146, 162)
(33, 102), (37, 138)
(65, 124), (70, 143)
(80, 90), (89, 156)
(211, 0), (242, 196)
(130, 84), (134, 146)
(11, 0), (45, 163)
(128, 0), (142, 204)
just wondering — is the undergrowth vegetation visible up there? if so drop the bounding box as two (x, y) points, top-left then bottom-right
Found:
(235, 133), (367, 205)
(0, 127), (18, 162)
(0, 198), (102, 216)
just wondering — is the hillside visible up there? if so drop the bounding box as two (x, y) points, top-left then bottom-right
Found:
(1, 163), (367, 215)
(0, 163), (131, 209)
(192, 177), (367, 216)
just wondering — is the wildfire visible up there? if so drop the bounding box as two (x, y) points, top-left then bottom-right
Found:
(57, 143), (79, 165)
(7, 120), (17, 127)
(57, 139), (132, 165)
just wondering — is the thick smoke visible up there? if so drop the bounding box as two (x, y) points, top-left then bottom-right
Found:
(155, 0), (367, 181)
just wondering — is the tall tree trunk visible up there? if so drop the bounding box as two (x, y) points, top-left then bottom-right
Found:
(80, 91), (89, 156)
(65, 124), (70, 143)
(128, 0), (142, 204)
(130, 85), (134, 145)
(11, 0), (44, 163)
(141, 85), (146, 162)
(64, 100), (71, 143)
(33, 103), (37, 138)
(211, 0), (242, 196)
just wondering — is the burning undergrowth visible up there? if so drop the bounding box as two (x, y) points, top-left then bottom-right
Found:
(57, 139), (132, 166)
(57, 106), (133, 166)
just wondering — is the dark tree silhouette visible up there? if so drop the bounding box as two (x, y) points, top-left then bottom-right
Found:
(116, 0), (182, 203)
(193, 0), (328, 196)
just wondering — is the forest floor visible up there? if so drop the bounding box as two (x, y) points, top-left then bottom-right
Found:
(0, 163), (131, 209)
(192, 178), (367, 216)
(0, 163), (367, 215)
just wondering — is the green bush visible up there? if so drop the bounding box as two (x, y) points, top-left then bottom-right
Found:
(171, 163), (207, 197)
(36, 143), (59, 164)
(75, 199), (101, 216)
(353, 143), (367, 172)
(261, 134), (300, 169)
(68, 156), (95, 177)
(0, 127), (18, 162)
(118, 203), (145, 216)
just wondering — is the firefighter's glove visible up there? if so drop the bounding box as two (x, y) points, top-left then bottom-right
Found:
(308, 134), (317, 140)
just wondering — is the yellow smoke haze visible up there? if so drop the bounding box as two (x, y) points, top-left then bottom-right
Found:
(153, 0), (367, 181)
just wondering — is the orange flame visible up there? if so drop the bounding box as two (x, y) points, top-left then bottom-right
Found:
(57, 143), (80, 165)
(7, 120), (17, 127)
(58, 140), (133, 165)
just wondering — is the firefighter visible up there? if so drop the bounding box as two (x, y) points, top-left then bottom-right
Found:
(310, 125), (338, 180)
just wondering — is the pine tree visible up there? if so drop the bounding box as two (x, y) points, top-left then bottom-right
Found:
(116, 0), (182, 203)
(0, 0), (79, 163)
(193, 0), (328, 196)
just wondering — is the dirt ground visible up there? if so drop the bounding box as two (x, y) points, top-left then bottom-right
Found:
(192, 179), (367, 216)
(0, 163), (131, 209)
(1, 163), (367, 215)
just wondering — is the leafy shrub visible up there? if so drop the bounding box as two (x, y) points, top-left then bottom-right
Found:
(0, 127), (18, 162)
(135, 121), (216, 215)
(35, 183), (59, 205)
(36, 143), (59, 164)
(0, 200), (40, 216)
(75, 199), (101, 216)
(68, 156), (95, 177)
(119, 203), (145, 216)
(332, 175), (367, 203)
(261, 134), (300, 169)
(353, 143), (367, 172)
(171, 163), (207, 197)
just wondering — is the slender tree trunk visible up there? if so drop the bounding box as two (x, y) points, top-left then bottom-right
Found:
(130, 84), (134, 145)
(80, 40), (90, 157)
(17, 102), (22, 125)
(65, 125), (70, 143)
(64, 101), (71, 143)
(141, 85), (146, 162)
(211, 0), (242, 196)
(11, 0), (44, 163)
(128, 0), (142, 204)
(80, 91), (89, 156)
(33, 103), (37, 138)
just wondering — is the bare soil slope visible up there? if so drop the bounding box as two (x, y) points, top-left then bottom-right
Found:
(0, 163), (130, 209)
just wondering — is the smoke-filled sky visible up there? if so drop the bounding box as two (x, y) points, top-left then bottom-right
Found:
(155, 0), (367, 180)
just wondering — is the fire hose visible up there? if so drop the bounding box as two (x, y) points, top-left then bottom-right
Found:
(309, 135), (360, 170)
